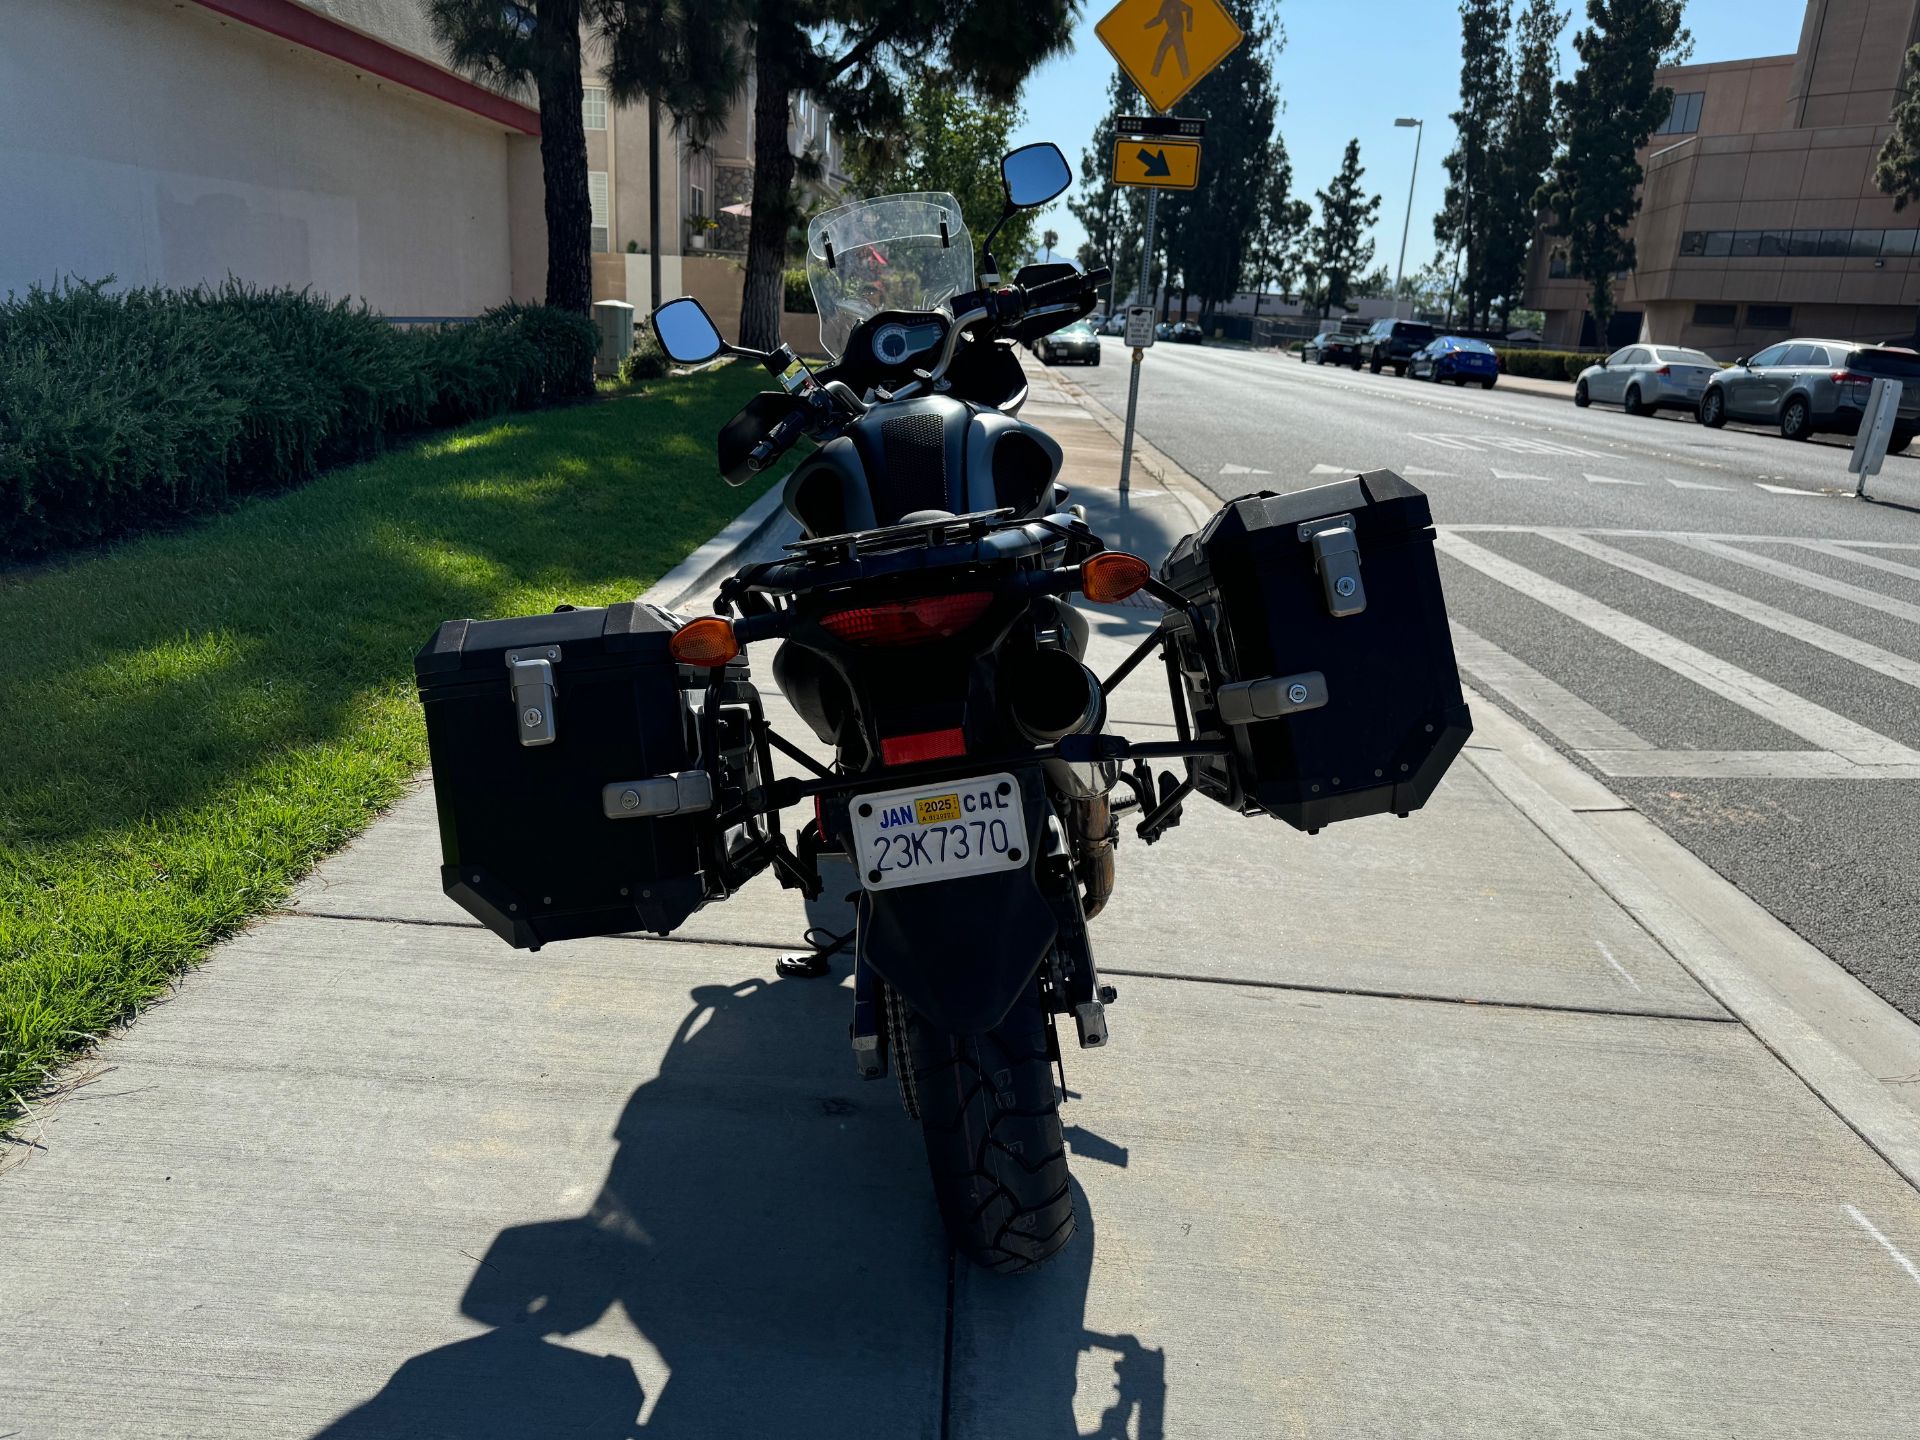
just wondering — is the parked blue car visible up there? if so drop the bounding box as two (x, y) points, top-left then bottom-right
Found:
(1408, 336), (1499, 389)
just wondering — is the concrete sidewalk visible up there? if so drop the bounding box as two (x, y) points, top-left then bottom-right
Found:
(4, 358), (1920, 1439)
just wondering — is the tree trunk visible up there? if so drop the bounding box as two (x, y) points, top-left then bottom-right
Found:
(648, 93), (662, 315)
(536, 0), (591, 317)
(740, 24), (797, 352)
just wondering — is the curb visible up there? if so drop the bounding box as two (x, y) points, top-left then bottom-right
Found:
(641, 483), (789, 613)
(1041, 352), (1920, 1197)
(1046, 369), (1220, 532)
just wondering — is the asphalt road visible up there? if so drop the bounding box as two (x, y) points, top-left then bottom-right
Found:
(1059, 336), (1920, 1024)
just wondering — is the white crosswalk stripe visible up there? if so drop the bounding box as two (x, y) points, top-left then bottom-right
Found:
(1437, 528), (1920, 774)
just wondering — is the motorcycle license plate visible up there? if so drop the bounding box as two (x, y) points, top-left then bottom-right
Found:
(850, 772), (1026, 892)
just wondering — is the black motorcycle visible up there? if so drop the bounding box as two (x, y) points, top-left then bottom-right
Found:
(415, 143), (1471, 1274)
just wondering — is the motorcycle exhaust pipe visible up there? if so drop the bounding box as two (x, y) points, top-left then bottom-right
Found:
(1008, 651), (1106, 745)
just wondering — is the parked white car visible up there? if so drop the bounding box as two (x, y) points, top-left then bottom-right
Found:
(1573, 344), (1722, 416)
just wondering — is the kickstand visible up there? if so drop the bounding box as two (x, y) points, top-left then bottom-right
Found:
(775, 925), (854, 979)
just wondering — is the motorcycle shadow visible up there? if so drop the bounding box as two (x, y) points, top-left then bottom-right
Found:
(311, 967), (1165, 1438)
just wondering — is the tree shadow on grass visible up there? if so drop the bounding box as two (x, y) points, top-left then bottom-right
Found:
(0, 375), (772, 854)
(311, 966), (1164, 1438)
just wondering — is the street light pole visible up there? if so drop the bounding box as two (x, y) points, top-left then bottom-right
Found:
(1392, 117), (1423, 320)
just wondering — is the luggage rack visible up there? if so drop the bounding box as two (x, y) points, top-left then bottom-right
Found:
(699, 577), (1232, 910)
(782, 507), (1021, 560)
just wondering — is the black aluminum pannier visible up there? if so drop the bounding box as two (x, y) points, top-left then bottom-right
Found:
(414, 602), (767, 949)
(1159, 470), (1471, 832)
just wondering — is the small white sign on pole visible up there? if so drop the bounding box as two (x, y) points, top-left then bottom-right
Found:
(1125, 305), (1157, 349)
(1849, 376), (1903, 497)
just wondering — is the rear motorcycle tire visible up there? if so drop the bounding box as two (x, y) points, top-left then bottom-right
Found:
(904, 984), (1074, 1273)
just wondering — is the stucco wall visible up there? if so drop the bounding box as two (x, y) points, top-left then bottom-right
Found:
(0, 0), (534, 314)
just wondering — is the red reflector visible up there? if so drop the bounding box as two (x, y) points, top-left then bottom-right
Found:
(1655, 365), (1671, 376)
(880, 728), (967, 766)
(1834, 371), (1871, 386)
(819, 592), (993, 646)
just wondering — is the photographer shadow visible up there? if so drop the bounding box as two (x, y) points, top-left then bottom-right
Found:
(313, 968), (1165, 1438)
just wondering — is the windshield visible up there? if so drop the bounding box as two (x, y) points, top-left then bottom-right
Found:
(805, 192), (974, 358)
(1450, 338), (1495, 354)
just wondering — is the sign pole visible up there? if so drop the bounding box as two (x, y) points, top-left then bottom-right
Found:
(1118, 186), (1158, 498)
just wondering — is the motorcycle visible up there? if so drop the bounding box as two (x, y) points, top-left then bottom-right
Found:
(414, 143), (1472, 1275)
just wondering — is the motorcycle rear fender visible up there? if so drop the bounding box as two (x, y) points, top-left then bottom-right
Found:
(843, 767), (1058, 1035)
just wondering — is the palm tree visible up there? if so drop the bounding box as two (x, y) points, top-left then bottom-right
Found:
(1042, 228), (1061, 264)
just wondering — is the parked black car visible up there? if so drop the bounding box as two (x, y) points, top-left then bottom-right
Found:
(1170, 322), (1203, 345)
(1361, 318), (1436, 376)
(1302, 330), (1363, 368)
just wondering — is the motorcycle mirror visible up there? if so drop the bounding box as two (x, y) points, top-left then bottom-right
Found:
(651, 297), (727, 364)
(1001, 143), (1071, 209)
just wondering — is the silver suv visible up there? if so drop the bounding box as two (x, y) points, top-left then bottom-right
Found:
(1697, 337), (1920, 449)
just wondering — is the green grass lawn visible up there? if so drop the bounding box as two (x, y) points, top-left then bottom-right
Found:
(0, 366), (776, 1118)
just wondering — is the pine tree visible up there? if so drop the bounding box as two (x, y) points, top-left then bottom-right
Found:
(1538, 0), (1691, 342)
(1154, 0), (1284, 321)
(1435, 0), (1512, 331)
(1874, 45), (1920, 210)
(1246, 133), (1311, 317)
(1070, 71), (1132, 289)
(1312, 140), (1382, 316)
(1490, 0), (1568, 329)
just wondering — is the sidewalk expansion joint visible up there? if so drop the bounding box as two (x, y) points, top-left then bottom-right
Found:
(1096, 966), (1738, 1025)
(284, 907), (802, 956)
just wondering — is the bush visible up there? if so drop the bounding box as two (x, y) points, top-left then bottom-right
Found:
(620, 328), (669, 384)
(784, 268), (816, 314)
(0, 281), (598, 559)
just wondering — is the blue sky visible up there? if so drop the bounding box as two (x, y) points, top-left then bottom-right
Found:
(1009, 0), (1810, 276)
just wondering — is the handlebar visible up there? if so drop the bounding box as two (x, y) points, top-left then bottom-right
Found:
(898, 265), (1113, 401)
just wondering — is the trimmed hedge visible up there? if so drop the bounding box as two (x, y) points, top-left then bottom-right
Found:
(785, 268), (817, 314)
(0, 281), (598, 559)
(1494, 347), (1605, 381)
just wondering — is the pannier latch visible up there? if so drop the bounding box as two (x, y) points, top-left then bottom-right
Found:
(1215, 671), (1328, 725)
(601, 772), (716, 820)
(1298, 514), (1366, 617)
(505, 649), (559, 747)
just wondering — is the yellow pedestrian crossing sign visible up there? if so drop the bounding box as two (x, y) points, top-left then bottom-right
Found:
(1096, 0), (1246, 115)
(1111, 137), (1202, 190)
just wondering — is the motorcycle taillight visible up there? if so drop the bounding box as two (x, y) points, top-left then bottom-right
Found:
(818, 592), (994, 646)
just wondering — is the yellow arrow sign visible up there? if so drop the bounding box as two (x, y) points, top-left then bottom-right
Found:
(1096, 0), (1246, 114)
(1111, 137), (1202, 190)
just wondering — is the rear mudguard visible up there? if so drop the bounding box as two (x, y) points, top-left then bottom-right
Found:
(844, 767), (1058, 1035)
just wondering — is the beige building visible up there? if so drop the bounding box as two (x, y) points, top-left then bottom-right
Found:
(2, 0), (842, 338)
(1528, 0), (1920, 355)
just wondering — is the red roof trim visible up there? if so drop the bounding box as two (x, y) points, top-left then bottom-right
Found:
(189, 0), (542, 135)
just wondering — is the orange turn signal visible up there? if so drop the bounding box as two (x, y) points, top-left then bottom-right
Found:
(669, 616), (741, 667)
(1079, 551), (1153, 604)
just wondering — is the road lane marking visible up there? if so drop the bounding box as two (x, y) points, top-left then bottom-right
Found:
(1667, 478), (1732, 490)
(1435, 531), (1920, 766)
(1490, 469), (1553, 481)
(1677, 538), (1920, 626)
(1580, 749), (1920, 778)
(1754, 482), (1827, 495)
(1794, 540), (1920, 584)
(1306, 464), (1351, 475)
(1542, 530), (1920, 695)
(1584, 474), (1646, 486)
(1441, 525), (1920, 547)
(1844, 1204), (1920, 1290)
(1220, 463), (1273, 475)
(1450, 624), (1651, 751)
(1414, 432), (1605, 457)
(1597, 941), (1641, 991)
(1401, 467), (1456, 477)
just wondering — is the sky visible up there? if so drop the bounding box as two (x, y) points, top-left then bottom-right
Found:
(1007, 0), (1811, 280)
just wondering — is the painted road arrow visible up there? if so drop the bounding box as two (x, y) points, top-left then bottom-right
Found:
(1111, 136), (1201, 190)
